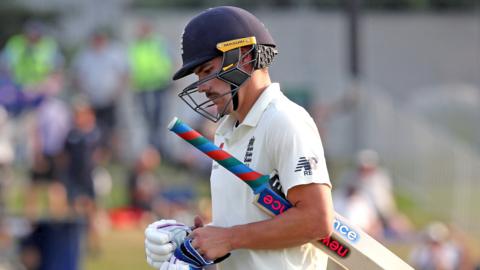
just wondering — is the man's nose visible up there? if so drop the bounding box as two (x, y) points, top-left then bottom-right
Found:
(198, 83), (209, 93)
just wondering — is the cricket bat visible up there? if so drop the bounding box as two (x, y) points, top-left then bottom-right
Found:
(168, 117), (413, 270)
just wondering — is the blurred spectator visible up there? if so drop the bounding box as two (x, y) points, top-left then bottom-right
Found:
(1, 216), (32, 270)
(63, 99), (102, 254)
(1, 21), (65, 175)
(333, 184), (383, 239)
(19, 219), (83, 270)
(24, 97), (71, 219)
(409, 221), (472, 270)
(0, 20), (64, 96)
(336, 149), (412, 240)
(0, 223), (18, 270)
(128, 146), (161, 213)
(0, 106), (14, 215)
(72, 28), (129, 160)
(128, 21), (173, 151)
(0, 74), (44, 117)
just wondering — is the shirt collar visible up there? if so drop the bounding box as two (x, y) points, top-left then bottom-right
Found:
(216, 83), (281, 136)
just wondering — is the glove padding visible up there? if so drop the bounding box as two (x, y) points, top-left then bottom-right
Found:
(145, 220), (192, 269)
(159, 255), (201, 270)
(174, 238), (230, 269)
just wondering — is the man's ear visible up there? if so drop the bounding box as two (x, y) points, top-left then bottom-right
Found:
(239, 46), (254, 69)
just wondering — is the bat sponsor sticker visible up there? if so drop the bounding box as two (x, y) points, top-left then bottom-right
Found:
(333, 219), (360, 243)
(318, 235), (351, 258)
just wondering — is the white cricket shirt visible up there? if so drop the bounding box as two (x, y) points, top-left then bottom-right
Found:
(211, 83), (331, 270)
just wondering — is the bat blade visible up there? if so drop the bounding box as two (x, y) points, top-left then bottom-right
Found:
(313, 214), (413, 269)
(252, 183), (413, 269)
(168, 117), (413, 270)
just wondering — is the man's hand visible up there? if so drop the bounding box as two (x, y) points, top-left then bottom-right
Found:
(190, 225), (233, 261)
(145, 220), (192, 269)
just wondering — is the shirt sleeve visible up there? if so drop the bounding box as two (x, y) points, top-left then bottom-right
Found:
(267, 108), (331, 196)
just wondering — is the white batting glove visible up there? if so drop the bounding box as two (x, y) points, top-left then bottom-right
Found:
(145, 219), (192, 269)
(159, 255), (195, 270)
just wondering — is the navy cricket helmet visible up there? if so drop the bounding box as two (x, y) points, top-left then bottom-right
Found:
(174, 6), (278, 122)
(173, 6), (277, 80)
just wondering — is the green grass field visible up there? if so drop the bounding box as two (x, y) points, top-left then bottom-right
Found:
(84, 228), (151, 270)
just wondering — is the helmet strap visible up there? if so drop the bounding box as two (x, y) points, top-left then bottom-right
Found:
(231, 85), (239, 110)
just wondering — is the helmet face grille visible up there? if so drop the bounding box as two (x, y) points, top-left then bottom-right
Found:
(178, 47), (256, 122)
(178, 82), (235, 123)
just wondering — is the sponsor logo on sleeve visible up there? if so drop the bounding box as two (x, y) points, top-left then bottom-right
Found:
(294, 156), (319, 175)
